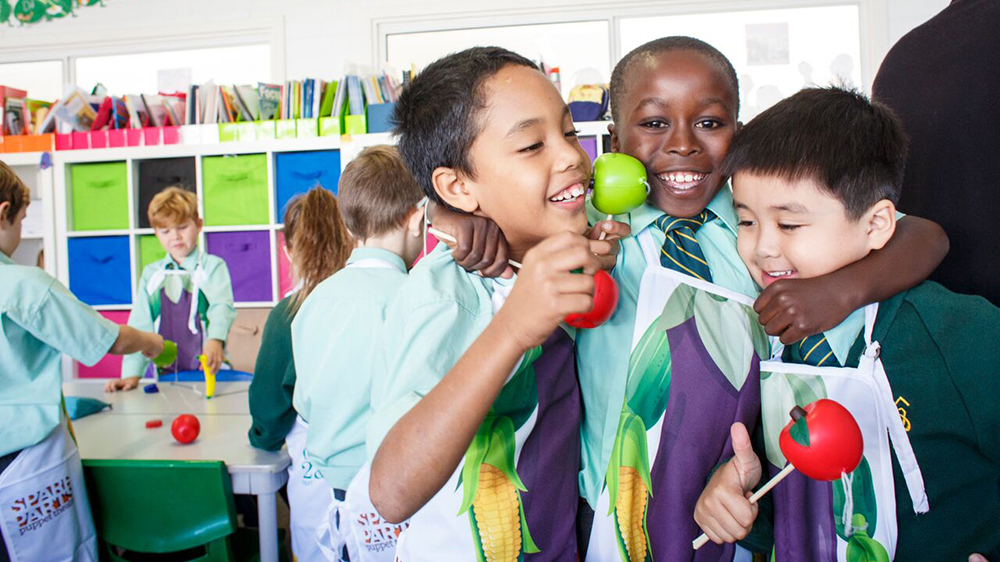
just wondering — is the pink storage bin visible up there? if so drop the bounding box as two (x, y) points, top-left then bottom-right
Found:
(90, 130), (109, 149)
(108, 129), (126, 148)
(55, 133), (73, 150)
(76, 310), (131, 379)
(162, 126), (180, 145)
(126, 129), (143, 146)
(276, 231), (294, 299)
(143, 127), (162, 146)
(71, 131), (90, 150)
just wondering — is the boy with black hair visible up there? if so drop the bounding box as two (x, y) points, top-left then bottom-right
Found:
(698, 86), (1000, 561)
(360, 46), (623, 561)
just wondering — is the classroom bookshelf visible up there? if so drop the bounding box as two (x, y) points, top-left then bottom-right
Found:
(0, 151), (57, 276)
(43, 120), (611, 379)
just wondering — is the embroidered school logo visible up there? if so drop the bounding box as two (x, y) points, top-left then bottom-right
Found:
(895, 396), (911, 432)
(355, 511), (409, 553)
(7, 476), (75, 536)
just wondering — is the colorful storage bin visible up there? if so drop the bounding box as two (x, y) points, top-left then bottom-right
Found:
(68, 236), (132, 305)
(206, 231), (272, 302)
(136, 158), (197, 228)
(274, 150), (340, 220)
(137, 235), (167, 275)
(202, 154), (269, 226)
(77, 310), (130, 379)
(70, 162), (128, 231)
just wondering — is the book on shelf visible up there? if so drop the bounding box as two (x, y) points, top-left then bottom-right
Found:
(258, 83), (280, 120)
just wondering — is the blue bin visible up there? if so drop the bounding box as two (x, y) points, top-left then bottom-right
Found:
(366, 103), (396, 134)
(274, 150), (341, 221)
(68, 236), (132, 306)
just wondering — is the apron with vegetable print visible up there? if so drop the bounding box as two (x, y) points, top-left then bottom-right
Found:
(146, 263), (208, 375)
(760, 304), (929, 561)
(588, 228), (769, 562)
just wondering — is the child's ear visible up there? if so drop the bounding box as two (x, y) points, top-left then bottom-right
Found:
(865, 199), (897, 252)
(0, 201), (9, 227)
(405, 206), (424, 237)
(194, 217), (204, 230)
(608, 123), (620, 153)
(431, 166), (479, 213)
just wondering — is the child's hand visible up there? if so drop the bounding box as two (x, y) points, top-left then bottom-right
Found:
(202, 339), (224, 375)
(495, 232), (601, 350)
(586, 220), (630, 271)
(428, 201), (512, 279)
(105, 376), (140, 393)
(754, 276), (852, 345)
(969, 555), (991, 562)
(694, 423), (762, 545)
(139, 333), (165, 361)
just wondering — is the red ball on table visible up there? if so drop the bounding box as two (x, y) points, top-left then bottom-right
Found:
(171, 414), (201, 444)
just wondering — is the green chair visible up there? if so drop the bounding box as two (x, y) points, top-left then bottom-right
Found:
(83, 459), (286, 562)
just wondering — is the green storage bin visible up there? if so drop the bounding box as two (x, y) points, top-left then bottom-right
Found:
(138, 235), (167, 275)
(70, 162), (129, 231)
(202, 154), (269, 226)
(219, 123), (239, 143)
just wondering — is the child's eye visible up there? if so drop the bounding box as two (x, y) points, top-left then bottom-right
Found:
(641, 120), (668, 129)
(519, 142), (544, 153)
(737, 220), (756, 228)
(779, 223), (802, 231)
(695, 119), (724, 129)
(565, 129), (581, 138)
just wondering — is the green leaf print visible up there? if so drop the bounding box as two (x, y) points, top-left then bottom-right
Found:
(692, 290), (759, 391)
(845, 515), (890, 562)
(657, 281), (697, 332)
(760, 372), (828, 466)
(625, 322), (672, 428)
(833, 457), (879, 541)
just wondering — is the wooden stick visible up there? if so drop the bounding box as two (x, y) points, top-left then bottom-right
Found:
(692, 464), (796, 550)
(428, 227), (522, 269)
(597, 214), (613, 241)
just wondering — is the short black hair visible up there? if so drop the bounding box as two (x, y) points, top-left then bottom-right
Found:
(722, 86), (908, 220)
(610, 36), (739, 124)
(393, 46), (539, 204)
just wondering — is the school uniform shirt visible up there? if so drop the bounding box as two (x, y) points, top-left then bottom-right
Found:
(575, 185), (759, 507)
(0, 252), (119, 457)
(784, 282), (1000, 560)
(248, 296), (297, 451)
(292, 247), (409, 491)
(121, 250), (236, 379)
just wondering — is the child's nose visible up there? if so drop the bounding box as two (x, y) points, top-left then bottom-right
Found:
(664, 127), (701, 157)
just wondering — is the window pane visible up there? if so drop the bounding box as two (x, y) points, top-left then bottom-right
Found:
(0, 60), (64, 101)
(386, 21), (611, 99)
(75, 44), (271, 94)
(620, 6), (861, 121)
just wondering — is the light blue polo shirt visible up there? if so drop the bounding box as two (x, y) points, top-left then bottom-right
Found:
(576, 184), (759, 507)
(0, 252), (119, 456)
(291, 247), (409, 490)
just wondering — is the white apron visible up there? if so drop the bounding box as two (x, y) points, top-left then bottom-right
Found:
(588, 229), (767, 562)
(286, 415), (335, 561)
(0, 419), (98, 562)
(760, 304), (929, 561)
(317, 255), (412, 562)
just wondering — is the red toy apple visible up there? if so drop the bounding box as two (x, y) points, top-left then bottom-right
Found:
(779, 399), (863, 481)
(565, 269), (619, 329)
(171, 414), (201, 444)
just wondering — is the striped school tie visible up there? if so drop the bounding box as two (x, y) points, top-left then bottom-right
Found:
(653, 210), (715, 282)
(790, 333), (840, 367)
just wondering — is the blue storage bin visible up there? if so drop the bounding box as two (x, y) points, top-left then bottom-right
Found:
(274, 150), (341, 221)
(365, 103), (396, 134)
(68, 236), (132, 306)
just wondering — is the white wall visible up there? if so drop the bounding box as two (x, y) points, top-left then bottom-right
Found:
(0, 0), (948, 86)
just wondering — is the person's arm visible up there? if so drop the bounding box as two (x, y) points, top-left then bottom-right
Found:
(202, 257), (237, 373)
(248, 304), (297, 451)
(755, 216), (948, 344)
(119, 267), (157, 382)
(369, 232), (601, 523)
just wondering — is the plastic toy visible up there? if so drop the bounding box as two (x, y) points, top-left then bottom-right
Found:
(171, 414), (200, 444)
(198, 354), (216, 399)
(693, 399), (863, 549)
(590, 153), (649, 240)
(145, 420), (162, 429)
(564, 270), (620, 328)
(143, 383), (159, 394)
(151, 340), (178, 368)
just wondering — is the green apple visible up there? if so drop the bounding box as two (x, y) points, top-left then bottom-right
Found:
(591, 153), (649, 215)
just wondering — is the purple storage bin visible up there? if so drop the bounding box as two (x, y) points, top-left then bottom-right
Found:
(580, 137), (598, 164)
(206, 230), (272, 302)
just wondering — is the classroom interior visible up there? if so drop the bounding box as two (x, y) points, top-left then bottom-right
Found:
(0, 0), (957, 560)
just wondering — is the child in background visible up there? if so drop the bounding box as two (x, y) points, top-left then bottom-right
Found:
(291, 145), (423, 561)
(698, 86), (1000, 562)
(362, 47), (622, 561)
(248, 185), (353, 561)
(0, 161), (163, 561)
(107, 187), (236, 392)
(430, 37), (948, 561)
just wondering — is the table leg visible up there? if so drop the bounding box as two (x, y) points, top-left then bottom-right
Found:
(257, 491), (279, 562)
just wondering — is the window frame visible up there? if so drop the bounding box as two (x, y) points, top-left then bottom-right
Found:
(374, 0), (888, 92)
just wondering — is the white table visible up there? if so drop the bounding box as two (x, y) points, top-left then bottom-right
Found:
(65, 382), (289, 562)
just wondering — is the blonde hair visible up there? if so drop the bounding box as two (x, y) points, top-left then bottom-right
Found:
(0, 161), (30, 223)
(338, 145), (423, 240)
(148, 186), (199, 228)
(283, 186), (353, 313)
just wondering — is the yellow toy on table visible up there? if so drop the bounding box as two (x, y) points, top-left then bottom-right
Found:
(197, 354), (216, 399)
